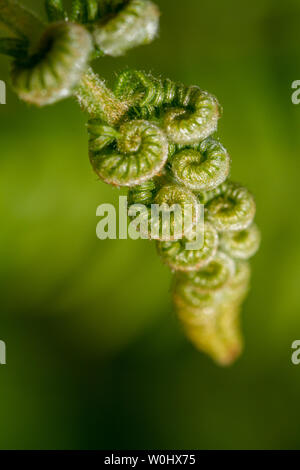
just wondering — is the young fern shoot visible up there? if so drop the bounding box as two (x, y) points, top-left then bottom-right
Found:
(0, 0), (260, 366)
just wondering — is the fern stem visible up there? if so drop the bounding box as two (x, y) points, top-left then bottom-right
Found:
(75, 68), (129, 125)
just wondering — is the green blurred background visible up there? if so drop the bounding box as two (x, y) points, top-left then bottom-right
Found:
(1, 0), (300, 450)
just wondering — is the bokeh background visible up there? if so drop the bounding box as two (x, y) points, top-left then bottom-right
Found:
(1, 0), (300, 450)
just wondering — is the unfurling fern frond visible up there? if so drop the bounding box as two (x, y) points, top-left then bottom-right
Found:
(11, 22), (93, 106)
(0, 0), (260, 366)
(92, 0), (160, 57)
(88, 119), (168, 186)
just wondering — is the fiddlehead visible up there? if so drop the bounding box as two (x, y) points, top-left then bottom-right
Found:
(157, 222), (218, 272)
(149, 184), (200, 241)
(11, 22), (93, 106)
(220, 223), (261, 260)
(115, 70), (221, 144)
(88, 119), (168, 186)
(179, 251), (236, 293)
(195, 181), (229, 204)
(206, 181), (256, 232)
(2, 1), (161, 108)
(1, 0), (260, 366)
(163, 86), (221, 145)
(114, 70), (178, 115)
(128, 183), (200, 241)
(169, 137), (231, 191)
(92, 0), (160, 57)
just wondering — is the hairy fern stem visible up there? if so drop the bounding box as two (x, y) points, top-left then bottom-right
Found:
(0, 0), (260, 366)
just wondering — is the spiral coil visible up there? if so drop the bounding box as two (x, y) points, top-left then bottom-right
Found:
(115, 70), (221, 144)
(128, 183), (201, 241)
(220, 223), (261, 260)
(1, 0), (160, 107)
(179, 251), (236, 293)
(206, 181), (256, 232)
(88, 119), (169, 186)
(1, 0), (260, 365)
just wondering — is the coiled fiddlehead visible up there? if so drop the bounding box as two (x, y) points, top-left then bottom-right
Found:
(114, 70), (177, 114)
(129, 183), (201, 241)
(170, 137), (231, 191)
(1, 0), (260, 366)
(163, 87), (221, 145)
(128, 179), (158, 205)
(206, 181), (256, 232)
(173, 256), (247, 365)
(45, 0), (67, 22)
(92, 0), (160, 57)
(88, 119), (168, 186)
(114, 70), (221, 144)
(1, 1), (160, 108)
(157, 222), (218, 272)
(11, 22), (93, 106)
(220, 223), (261, 260)
(179, 251), (236, 293)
